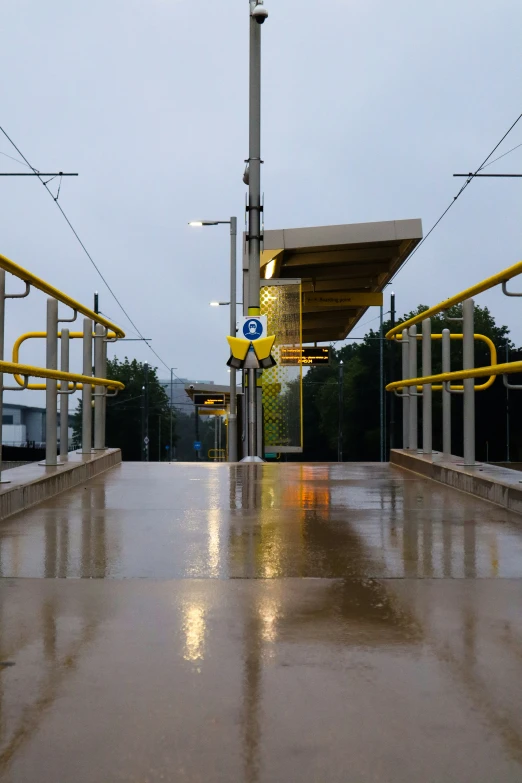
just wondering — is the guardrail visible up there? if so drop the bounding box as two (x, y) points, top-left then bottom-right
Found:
(386, 261), (522, 465)
(0, 252), (125, 483)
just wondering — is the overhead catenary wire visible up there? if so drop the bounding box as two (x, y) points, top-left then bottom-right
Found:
(390, 110), (522, 279)
(0, 125), (177, 376)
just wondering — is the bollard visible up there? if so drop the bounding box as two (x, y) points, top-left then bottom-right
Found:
(401, 328), (409, 449)
(94, 324), (105, 450)
(81, 318), (93, 454)
(44, 298), (59, 466)
(462, 298), (475, 465)
(408, 325), (418, 451)
(60, 328), (70, 459)
(422, 318), (432, 455)
(442, 329), (451, 455)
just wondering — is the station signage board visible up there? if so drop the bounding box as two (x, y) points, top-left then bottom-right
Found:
(279, 347), (331, 366)
(194, 393), (226, 407)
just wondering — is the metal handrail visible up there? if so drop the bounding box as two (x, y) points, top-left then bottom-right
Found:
(386, 360), (522, 393)
(0, 359), (124, 391)
(386, 260), (522, 339)
(0, 252), (125, 338)
(12, 330), (117, 390)
(395, 332), (497, 391)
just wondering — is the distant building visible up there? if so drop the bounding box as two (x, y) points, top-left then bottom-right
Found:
(158, 378), (214, 414)
(2, 402), (73, 448)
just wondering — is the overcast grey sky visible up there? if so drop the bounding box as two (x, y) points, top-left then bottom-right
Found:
(1, 0), (522, 406)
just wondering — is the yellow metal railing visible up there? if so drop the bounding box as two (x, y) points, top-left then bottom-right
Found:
(395, 333), (497, 391)
(386, 260), (522, 341)
(12, 330), (117, 390)
(386, 360), (522, 393)
(0, 360), (124, 391)
(0, 252), (125, 338)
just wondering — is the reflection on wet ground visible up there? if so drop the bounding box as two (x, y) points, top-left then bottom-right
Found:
(0, 462), (521, 781)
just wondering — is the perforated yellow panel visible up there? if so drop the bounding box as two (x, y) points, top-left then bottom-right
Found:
(260, 282), (302, 452)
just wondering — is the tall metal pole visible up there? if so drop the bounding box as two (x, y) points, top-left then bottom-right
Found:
(338, 360), (343, 462)
(246, 3), (263, 459)
(506, 341), (510, 462)
(401, 328), (409, 449)
(94, 323), (105, 450)
(462, 298), (475, 465)
(142, 362), (149, 462)
(45, 298), (59, 465)
(422, 317), (432, 455)
(81, 318), (93, 455)
(0, 271), (8, 482)
(442, 328), (451, 455)
(408, 325), (418, 451)
(229, 217), (238, 461)
(60, 328), (70, 459)
(389, 293), (396, 454)
(379, 305), (384, 461)
(170, 368), (173, 462)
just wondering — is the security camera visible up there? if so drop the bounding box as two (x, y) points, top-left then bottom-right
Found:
(252, 4), (268, 24)
(189, 384), (195, 390)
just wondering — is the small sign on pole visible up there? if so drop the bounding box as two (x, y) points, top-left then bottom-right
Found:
(193, 440), (202, 451)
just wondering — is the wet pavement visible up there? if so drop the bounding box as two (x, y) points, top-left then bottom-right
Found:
(0, 462), (522, 781)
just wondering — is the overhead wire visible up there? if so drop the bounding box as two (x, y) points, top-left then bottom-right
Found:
(390, 110), (522, 278)
(0, 125), (177, 377)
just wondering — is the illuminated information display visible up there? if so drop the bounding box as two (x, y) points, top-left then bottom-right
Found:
(279, 347), (331, 366)
(194, 394), (226, 407)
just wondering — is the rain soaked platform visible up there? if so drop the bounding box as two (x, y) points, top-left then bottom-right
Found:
(1, 462), (522, 782)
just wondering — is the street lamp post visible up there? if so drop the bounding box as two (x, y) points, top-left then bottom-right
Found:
(189, 218), (238, 461)
(245, 1), (267, 460)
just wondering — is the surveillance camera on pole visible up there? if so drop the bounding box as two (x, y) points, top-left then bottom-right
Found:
(251, 2), (268, 24)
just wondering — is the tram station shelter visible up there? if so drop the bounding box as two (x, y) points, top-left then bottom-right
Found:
(255, 219), (423, 344)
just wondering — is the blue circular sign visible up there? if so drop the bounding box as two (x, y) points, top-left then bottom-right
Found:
(243, 318), (264, 340)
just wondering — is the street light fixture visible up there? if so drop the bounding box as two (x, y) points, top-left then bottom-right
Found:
(189, 217), (238, 462)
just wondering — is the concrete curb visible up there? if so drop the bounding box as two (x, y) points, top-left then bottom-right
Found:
(0, 449), (122, 521)
(390, 449), (522, 515)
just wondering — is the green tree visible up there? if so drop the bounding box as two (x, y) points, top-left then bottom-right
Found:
(300, 305), (522, 462)
(73, 357), (176, 461)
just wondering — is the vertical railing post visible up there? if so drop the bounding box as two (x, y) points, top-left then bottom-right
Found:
(81, 318), (93, 455)
(0, 270), (8, 483)
(102, 330), (108, 448)
(45, 298), (59, 466)
(442, 328), (451, 455)
(408, 325), (418, 451)
(60, 328), (70, 459)
(422, 318), (432, 455)
(462, 298), (475, 465)
(401, 328), (409, 449)
(94, 323), (105, 450)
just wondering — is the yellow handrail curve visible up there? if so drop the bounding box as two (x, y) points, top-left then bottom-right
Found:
(0, 359), (124, 391)
(0, 252), (125, 338)
(386, 260), (522, 340)
(12, 330), (117, 390)
(395, 332), (497, 391)
(386, 361), (522, 393)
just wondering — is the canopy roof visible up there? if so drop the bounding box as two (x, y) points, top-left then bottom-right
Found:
(258, 219), (422, 343)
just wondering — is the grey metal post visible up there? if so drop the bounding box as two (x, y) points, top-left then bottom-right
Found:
(401, 328), (409, 449)
(442, 329), (451, 455)
(463, 298), (475, 465)
(45, 298), (59, 465)
(338, 360), (344, 461)
(94, 323), (105, 449)
(0, 271), (8, 482)
(379, 304), (384, 461)
(229, 217), (238, 461)
(60, 328), (70, 459)
(408, 325), (418, 451)
(246, 3), (263, 457)
(422, 318), (432, 455)
(81, 318), (93, 454)
(248, 369), (257, 457)
(102, 330), (108, 447)
(505, 342), (510, 462)
(170, 368), (174, 462)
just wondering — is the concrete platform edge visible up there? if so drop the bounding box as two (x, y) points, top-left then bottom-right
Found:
(0, 448), (121, 521)
(390, 449), (522, 515)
